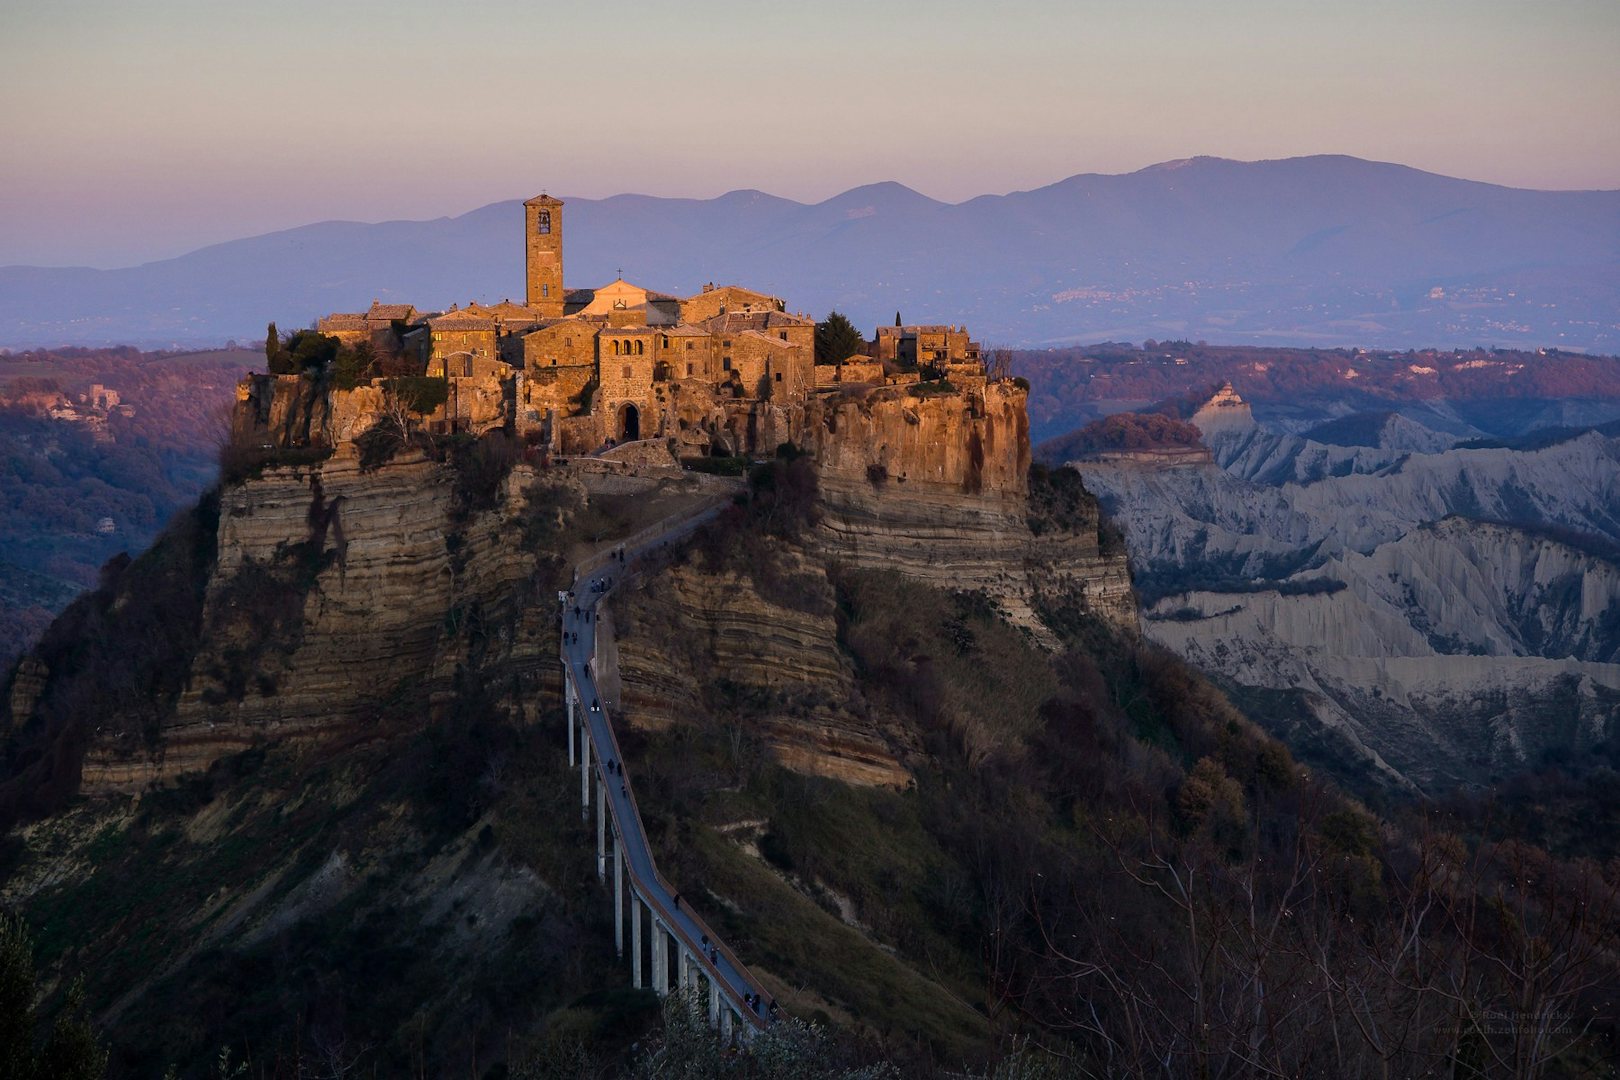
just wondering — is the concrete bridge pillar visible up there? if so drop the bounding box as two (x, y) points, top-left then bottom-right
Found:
(677, 942), (691, 991)
(720, 1005), (733, 1041)
(613, 835), (624, 957)
(566, 680), (576, 767)
(579, 719), (591, 819)
(596, 775), (606, 881)
(631, 894), (643, 989)
(708, 975), (720, 1028)
(652, 919), (669, 996)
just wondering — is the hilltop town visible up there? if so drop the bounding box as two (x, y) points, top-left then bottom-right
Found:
(237, 194), (988, 461)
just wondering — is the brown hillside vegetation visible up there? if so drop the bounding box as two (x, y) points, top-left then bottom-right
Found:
(1013, 342), (1620, 439)
(1039, 411), (1204, 460)
(0, 347), (252, 668)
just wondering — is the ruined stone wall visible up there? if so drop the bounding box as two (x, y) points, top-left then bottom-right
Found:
(817, 361), (884, 386)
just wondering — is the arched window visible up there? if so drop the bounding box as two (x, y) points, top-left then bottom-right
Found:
(635, 340), (645, 355)
(612, 340), (621, 356)
(537, 209), (551, 235)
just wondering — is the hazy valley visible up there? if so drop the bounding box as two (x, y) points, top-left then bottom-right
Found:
(1058, 378), (1620, 796)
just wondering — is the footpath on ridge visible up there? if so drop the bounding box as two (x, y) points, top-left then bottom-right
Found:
(558, 481), (776, 1035)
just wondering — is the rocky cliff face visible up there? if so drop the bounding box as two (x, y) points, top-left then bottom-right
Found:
(62, 448), (566, 794)
(608, 553), (913, 789)
(6, 376), (1135, 804)
(806, 382), (1135, 640)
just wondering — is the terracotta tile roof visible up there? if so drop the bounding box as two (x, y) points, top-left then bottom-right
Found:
(427, 310), (497, 330)
(317, 314), (368, 331)
(737, 329), (799, 348)
(702, 311), (812, 333)
(366, 302), (417, 321)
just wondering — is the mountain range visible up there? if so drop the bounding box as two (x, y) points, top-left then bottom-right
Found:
(3, 155), (1617, 351)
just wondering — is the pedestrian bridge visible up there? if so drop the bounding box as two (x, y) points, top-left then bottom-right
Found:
(558, 496), (775, 1039)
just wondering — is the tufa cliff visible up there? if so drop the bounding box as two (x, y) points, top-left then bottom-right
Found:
(3, 373), (1134, 809)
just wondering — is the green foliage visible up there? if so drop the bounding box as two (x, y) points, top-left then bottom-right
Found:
(0, 915), (108, 1080)
(263, 322), (286, 374)
(330, 340), (376, 391)
(447, 430), (523, 517)
(1025, 463), (1097, 537)
(680, 455), (748, 476)
(0, 494), (220, 827)
(631, 989), (898, 1079)
(815, 311), (865, 365)
(744, 453), (819, 538)
(386, 375), (449, 415)
(217, 443), (332, 486)
(907, 379), (957, 397)
(282, 330), (340, 376)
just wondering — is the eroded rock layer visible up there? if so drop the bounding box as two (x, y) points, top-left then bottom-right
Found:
(79, 450), (563, 792)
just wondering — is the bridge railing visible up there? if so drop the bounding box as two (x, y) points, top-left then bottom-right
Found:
(561, 494), (770, 1031)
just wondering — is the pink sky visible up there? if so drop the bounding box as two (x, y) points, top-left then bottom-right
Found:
(3, 0), (1617, 268)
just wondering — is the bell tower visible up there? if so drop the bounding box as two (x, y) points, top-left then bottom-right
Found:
(525, 194), (565, 317)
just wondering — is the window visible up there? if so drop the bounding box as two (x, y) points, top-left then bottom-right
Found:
(612, 340), (621, 356)
(542, 284), (550, 298)
(723, 357), (732, 371)
(537, 209), (551, 234)
(635, 341), (644, 355)
(775, 372), (783, 382)
(780, 332), (788, 341)
(686, 342), (694, 351)
(622, 365), (632, 378)
(686, 363), (693, 377)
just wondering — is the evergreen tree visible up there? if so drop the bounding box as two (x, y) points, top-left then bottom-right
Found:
(894, 311), (902, 326)
(264, 321), (281, 372)
(815, 311), (865, 366)
(0, 916), (107, 1080)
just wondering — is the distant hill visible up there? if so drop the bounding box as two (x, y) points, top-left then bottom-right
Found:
(3, 155), (1617, 351)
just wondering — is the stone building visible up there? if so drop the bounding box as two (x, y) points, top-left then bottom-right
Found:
(873, 323), (981, 369)
(305, 192), (986, 456)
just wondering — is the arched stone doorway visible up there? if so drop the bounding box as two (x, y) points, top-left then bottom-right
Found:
(618, 402), (640, 442)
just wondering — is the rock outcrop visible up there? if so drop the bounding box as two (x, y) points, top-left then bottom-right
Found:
(808, 382), (1136, 640)
(609, 555), (913, 789)
(77, 448), (565, 793)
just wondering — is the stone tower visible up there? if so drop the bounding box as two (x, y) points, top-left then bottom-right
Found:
(525, 194), (565, 317)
